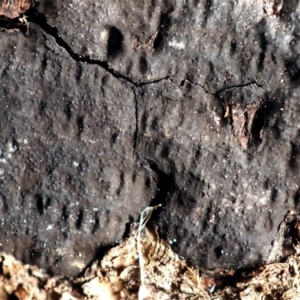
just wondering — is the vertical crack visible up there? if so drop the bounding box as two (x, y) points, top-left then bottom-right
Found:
(132, 87), (139, 154)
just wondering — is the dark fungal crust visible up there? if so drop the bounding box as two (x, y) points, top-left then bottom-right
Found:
(0, 0), (299, 278)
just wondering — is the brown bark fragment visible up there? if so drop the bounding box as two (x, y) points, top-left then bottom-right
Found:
(227, 102), (260, 149)
(0, 0), (31, 18)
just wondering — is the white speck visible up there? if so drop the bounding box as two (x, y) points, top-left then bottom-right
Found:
(0, 158), (6, 163)
(47, 225), (53, 230)
(89, 219), (94, 223)
(73, 161), (79, 167)
(169, 240), (173, 244)
(6, 143), (14, 153)
(173, 238), (177, 242)
(258, 196), (268, 205)
(169, 39), (185, 50)
(24, 139), (28, 144)
(23, 220), (26, 223)
(93, 208), (98, 211)
(100, 30), (108, 41)
(210, 285), (216, 294)
(212, 111), (221, 125)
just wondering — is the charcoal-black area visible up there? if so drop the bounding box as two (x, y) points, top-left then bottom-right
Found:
(0, 0), (299, 276)
(0, 25), (152, 276)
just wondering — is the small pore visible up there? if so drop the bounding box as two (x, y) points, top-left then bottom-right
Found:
(107, 26), (123, 59)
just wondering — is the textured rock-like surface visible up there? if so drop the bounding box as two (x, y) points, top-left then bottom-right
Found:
(0, 0), (300, 276)
(37, 0), (298, 88)
(0, 25), (151, 276)
(136, 80), (299, 270)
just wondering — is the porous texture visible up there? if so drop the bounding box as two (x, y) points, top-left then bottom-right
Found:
(0, 0), (300, 277)
(0, 25), (152, 276)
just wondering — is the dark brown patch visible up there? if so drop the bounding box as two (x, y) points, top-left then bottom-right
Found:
(133, 32), (158, 53)
(226, 102), (260, 149)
